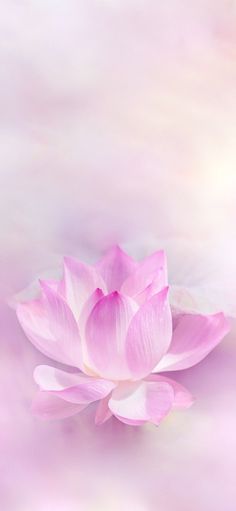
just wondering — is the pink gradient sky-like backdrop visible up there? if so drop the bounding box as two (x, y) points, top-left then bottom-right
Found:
(1, 1), (236, 510)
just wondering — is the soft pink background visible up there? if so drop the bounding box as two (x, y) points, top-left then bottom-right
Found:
(1, 1), (236, 510)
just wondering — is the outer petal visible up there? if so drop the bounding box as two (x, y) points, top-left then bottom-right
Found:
(40, 282), (83, 368)
(17, 293), (82, 368)
(155, 312), (230, 372)
(32, 391), (87, 419)
(34, 365), (116, 404)
(95, 394), (113, 425)
(85, 291), (136, 380)
(125, 288), (172, 379)
(59, 256), (106, 318)
(39, 279), (59, 293)
(95, 245), (137, 292)
(146, 374), (194, 409)
(79, 288), (104, 337)
(134, 274), (166, 306)
(121, 250), (167, 298)
(79, 288), (105, 374)
(108, 380), (174, 426)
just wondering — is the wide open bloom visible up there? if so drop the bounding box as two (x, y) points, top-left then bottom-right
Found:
(17, 246), (229, 426)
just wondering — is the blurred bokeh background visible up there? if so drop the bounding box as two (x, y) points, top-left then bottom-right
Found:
(0, 1), (236, 510)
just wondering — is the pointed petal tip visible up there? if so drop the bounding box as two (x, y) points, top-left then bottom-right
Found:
(102, 290), (124, 302)
(38, 279), (51, 293)
(106, 244), (124, 254)
(92, 287), (104, 299)
(63, 254), (73, 263)
(100, 244), (134, 261)
(63, 255), (79, 267)
(155, 248), (165, 258)
(96, 245), (137, 292)
(157, 249), (167, 265)
(63, 255), (93, 275)
(158, 285), (169, 297)
(110, 290), (120, 298)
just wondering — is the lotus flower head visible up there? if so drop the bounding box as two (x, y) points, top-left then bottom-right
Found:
(17, 246), (229, 426)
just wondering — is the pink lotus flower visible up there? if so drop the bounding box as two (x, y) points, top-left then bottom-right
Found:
(17, 246), (229, 426)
